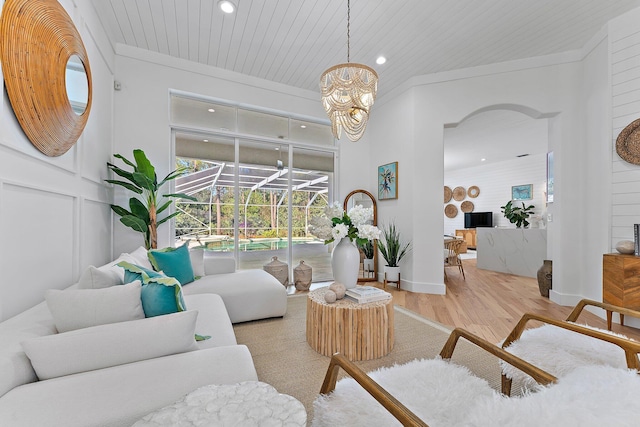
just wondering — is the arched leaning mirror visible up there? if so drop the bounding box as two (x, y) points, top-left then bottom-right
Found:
(344, 189), (377, 282)
(0, 0), (92, 157)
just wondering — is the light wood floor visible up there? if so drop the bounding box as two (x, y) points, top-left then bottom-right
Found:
(382, 259), (640, 342)
(297, 258), (640, 343)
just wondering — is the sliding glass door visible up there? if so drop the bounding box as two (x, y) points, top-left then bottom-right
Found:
(173, 132), (334, 283)
(171, 94), (336, 284)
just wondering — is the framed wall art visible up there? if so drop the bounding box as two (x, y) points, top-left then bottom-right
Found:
(378, 162), (398, 200)
(512, 184), (533, 201)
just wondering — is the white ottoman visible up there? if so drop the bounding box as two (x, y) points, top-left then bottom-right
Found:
(133, 381), (306, 427)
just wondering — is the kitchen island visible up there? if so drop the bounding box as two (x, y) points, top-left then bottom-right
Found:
(476, 228), (547, 278)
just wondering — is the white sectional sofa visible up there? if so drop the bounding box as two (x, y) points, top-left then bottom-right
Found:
(0, 247), (288, 426)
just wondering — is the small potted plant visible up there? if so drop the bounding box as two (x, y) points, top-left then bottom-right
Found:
(359, 240), (375, 272)
(500, 200), (535, 228)
(377, 222), (412, 282)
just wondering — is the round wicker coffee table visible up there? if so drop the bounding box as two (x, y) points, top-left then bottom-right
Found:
(306, 287), (394, 361)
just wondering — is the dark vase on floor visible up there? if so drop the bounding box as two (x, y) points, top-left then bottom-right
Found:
(537, 260), (552, 297)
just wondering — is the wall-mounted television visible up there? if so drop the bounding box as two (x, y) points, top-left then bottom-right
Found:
(464, 212), (493, 228)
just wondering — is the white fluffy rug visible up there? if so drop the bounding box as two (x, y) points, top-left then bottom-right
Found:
(312, 358), (640, 427)
(501, 323), (630, 391)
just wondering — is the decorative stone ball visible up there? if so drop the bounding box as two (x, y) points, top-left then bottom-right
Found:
(616, 240), (635, 255)
(324, 290), (337, 304)
(329, 282), (346, 299)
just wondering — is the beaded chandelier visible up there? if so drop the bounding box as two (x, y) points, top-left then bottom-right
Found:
(320, 0), (378, 142)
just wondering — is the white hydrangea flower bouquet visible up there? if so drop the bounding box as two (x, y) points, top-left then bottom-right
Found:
(309, 201), (381, 246)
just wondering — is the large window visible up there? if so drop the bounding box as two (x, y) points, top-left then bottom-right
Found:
(170, 94), (336, 283)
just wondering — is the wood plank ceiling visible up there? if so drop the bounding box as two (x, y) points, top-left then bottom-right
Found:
(92, 0), (640, 99)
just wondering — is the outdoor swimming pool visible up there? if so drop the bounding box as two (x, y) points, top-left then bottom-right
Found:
(201, 237), (323, 252)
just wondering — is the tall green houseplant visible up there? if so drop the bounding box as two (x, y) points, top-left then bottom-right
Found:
(377, 222), (412, 267)
(106, 149), (196, 249)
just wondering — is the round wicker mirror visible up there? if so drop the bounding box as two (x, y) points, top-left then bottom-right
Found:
(0, 0), (92, 157)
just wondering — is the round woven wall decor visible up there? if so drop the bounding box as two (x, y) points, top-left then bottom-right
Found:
(467, 186), (480, 198)
(444, 186), (452, 203)
(616, 118), (640, 165)
(461, 201), (474, 213)
(452, 186), (466, 201)
(0, 0), (92, 157)
(444, 204), (458, 218)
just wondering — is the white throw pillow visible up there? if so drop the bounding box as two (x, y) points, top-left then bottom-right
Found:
(77, 265), (123, 289)
(46, 281), (145, 333)
(130, 246), (154, 271)
(189, 247), (205, 277)
(203, 254), (236, 275)
(22, 310), (199, 380)
(98, 252), (138, 284)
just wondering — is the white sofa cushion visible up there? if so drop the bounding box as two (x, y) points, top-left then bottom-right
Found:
(129, 246), (154, 270)
(184, 294), (236, 349)
(203, 254), (236, 275)
(0, 345), (258, 427)
(183, 269), (287, 323)
(77, 265), (123, 289)
(189, 247), (205, 277)
(45, 281), (145, 333)
(22, 310), (199, 380)
(0, 302), (56, 398)
(97, 253), (139, 285)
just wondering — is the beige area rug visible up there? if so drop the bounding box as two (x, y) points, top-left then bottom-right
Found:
(233, 295), (512, 423)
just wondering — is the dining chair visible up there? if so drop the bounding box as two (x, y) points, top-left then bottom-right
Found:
(444, 238), (465, 280)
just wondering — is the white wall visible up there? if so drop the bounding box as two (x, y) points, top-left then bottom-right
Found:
(365, 89), (421, 286)
(444, 154), (548, 235)
(579, 32), (613, 302)
(0, 1), (115, 321)
(112, 47), (332, 256)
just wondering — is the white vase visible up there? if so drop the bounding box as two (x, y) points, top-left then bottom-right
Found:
(331, 238), (360, 289)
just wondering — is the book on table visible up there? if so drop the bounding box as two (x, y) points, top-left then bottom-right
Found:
(345, 286), (391, 303)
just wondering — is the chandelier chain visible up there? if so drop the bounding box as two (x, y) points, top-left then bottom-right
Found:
(347, 0), (350, 62)
(319, 0), (378, 141)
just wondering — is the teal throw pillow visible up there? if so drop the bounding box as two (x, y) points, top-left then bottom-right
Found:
(148, 244), (195, 285)
(139, 273), (187, 318)
(117, 261), (163, 285)
(116, 261), (186, 318)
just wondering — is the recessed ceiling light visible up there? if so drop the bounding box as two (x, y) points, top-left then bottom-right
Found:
(376, 56), (387, 65)
(203, 139), (209, 142)
(218, 0), (235, 14)
(481, 158), (486, 162)
(300, 125), (307, 129)
(207, 108), (215, 113)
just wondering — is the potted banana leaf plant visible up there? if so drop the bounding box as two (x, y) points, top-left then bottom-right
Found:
(106, 149), (196, 249)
